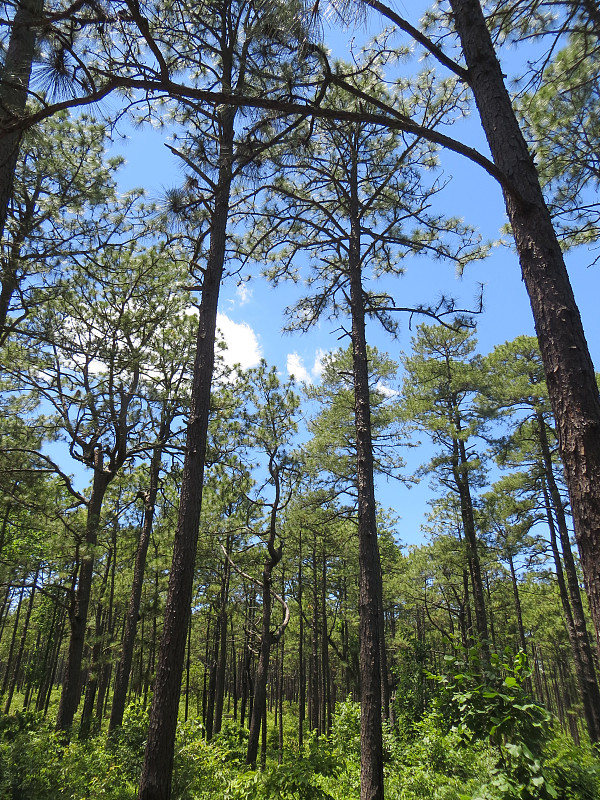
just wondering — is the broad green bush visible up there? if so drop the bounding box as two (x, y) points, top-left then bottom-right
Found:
(1, 689), (598, 800)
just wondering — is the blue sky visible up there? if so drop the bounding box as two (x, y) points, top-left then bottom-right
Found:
(110, 12), (600, 548)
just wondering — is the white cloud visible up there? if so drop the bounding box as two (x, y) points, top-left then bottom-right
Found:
(312, 349), (326, 379)
(287, 349), (327, 384)
(217, 313), (262, 369)
(287, 352), (312, 383)
(375, 380), (398, 398)
(235, 283), (252, 305)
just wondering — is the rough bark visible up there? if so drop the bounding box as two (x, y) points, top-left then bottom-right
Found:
(536, 414), (600, 741)
(348, 142), (384, 800)
(137, 107), (235, 800)
(0, 0), (42, 247)
(449, 0), (600, 657)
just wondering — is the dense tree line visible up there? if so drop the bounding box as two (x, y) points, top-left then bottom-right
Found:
(1, 0), (600, 799)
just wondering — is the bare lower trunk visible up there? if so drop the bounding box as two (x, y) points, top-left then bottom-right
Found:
(246, 469), (284, 766)
(537, 416), (600, 741)
(56, 457), (110, 733)
(348, 144), (384, 800)
(109, 436), (166, 734)
(137, 109), (235, 800)
(449, 0), (600, 659)
(213, 541), (231, 737)
(452, 435), (489, 663)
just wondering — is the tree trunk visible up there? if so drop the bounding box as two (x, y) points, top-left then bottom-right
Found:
(298, 529), (305, 746)
(56, 452), (110, 733)
(80, 544), (113, 737)
(137, 107), (235, 800)
(96, 531), (118, 724)
(213, 539), (231, 736)
(205, 615), (219, 739)
(309, 534), (320, 732)
(4, 567), (40, 714)
(321, 551), (332, 735)
(348, 141), (384, 800)
(537, 411), (600, 741)
(109, 435), (166, 733)
(43, 608), (67, 716)
(246, 473), (284, 766)
(1, 579), (25, 699)
(507, 553), (527, 655)
(0, 0), (42, 253)
(452, 433), (489, 662)
(449, 0), (600, 659)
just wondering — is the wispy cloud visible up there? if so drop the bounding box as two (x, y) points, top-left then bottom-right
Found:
(287, 349), (327, 384)
(235, 283), (252, 305)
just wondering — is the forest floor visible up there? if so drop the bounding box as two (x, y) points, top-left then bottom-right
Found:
(1, 696), (599, 800)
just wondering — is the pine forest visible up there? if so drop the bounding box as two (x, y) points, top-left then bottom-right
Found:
(1, 1), (600, 799)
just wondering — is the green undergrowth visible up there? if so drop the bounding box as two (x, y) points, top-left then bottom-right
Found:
(0, 697), (598, 800)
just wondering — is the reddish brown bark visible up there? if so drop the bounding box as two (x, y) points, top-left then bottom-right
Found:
(449, 0), (600, 659)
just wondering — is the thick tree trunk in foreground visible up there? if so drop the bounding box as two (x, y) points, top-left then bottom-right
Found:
(449, 0), (600, 654)
(137, 110), (235, 800)
(0, 0), (41, 250)
(536, 413), (600, 741)
(348, 145), (384, 800)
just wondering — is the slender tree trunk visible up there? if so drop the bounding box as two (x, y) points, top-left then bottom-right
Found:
(96, 534), (118, 724)
(278, 639), (284, 763)
(23, 619), (42, 710)
(56, 453), (110, 733)
(109, 435), (167, 733)
(298, 529), (305, 747)
(246, 479), (284, 766)
(35, 600), (59, 712)
(0, 582), (13, 645)
(43, 608), (66, 716)
(137, 107), (235, 800)
(348, 140), (384, 800)
(213, 539), (231, 736)
(4, 568), (38, 713)
(205, 615), (219, 739)
(1, 580), (25, 699)
(449, 0), (600, 659)
(321, 551), (332, 735)
(452, 434), (489, 662)
(506, 554), (527, 656)
(309, 536), (320, 732)
(80, 547), (113, 737)
(185, 612), (192, 722)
